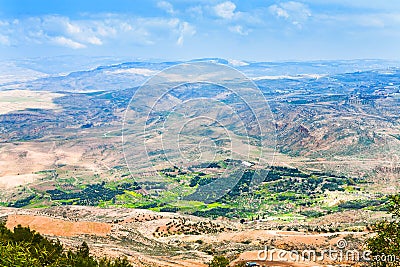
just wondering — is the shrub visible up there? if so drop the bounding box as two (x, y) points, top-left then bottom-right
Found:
(208, 255), (230, 267)
(0, 223), (133, 267)
(367, 194), (400, 267)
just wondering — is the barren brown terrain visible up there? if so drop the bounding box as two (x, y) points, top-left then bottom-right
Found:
(0, 90), (63, 115)
(0, 206), (377, 267)
(6, 214), (112, 237)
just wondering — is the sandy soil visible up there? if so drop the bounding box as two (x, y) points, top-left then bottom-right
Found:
(0, 134), (122, 189)
(0, 90), (63, 115)
(0, 173), (42, 188)
(6, 214), (112, 237)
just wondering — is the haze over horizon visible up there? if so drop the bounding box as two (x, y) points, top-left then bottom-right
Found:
(0, 0), (400, 61)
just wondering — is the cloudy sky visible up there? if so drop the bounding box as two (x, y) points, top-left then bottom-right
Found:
(1, 0), (400, 61)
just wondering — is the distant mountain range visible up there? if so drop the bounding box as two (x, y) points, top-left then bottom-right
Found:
(1, 57), (400, 92)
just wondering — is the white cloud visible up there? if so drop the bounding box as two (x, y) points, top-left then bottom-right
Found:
(317, 12), (400, 29)
(176, 36), (184, 46)
(52, 36), (86, 49)
(283, 1), (311, 18)
(0, 34), (10, 45)
(157, 1), (175, 15)
(0, 20), (11, 45)
(302, 0), (400, 12)
(0, 20), (10, 27)
(229, 25), (250, 35)
(63, 19), (109, 45)
(187, 6), (203, 18)
(177, 21), (196, 46)
(269, 1), (312, 28)
(214, 1), (237, 19)
(65, 22), (81, 34)
(0, 15), (196, 49)
(269, 5), (289, 19)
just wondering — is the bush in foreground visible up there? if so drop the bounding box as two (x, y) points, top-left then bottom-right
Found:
(208, 255), (230, 267)
(0, 223), (132, 267)
(367, 194), (400, 267)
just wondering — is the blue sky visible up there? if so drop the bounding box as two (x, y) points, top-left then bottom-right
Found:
(0, 0), (400, 61)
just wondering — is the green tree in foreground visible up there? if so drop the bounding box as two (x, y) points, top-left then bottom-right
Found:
(0, 223), (132, 267)
(367, 194), (400, 267)
(208, 255), (230, 267)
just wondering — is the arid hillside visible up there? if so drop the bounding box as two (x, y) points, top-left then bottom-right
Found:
(0, 206), (384, 267)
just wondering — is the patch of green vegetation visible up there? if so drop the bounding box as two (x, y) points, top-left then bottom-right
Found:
(344, 185), (356, 192)
(54, 198), (79, 205)
(186, 165), (372, 219)
(192, 207), (236, 218)
(300, 210), (325, 218)
(207, 202), (224, 209)
(172, 200), (206, 208)
(338, 198), (388, 211)
(8, 194), (36, 208)
(34, 169), (56, 175)
(124, 190), (143, 198)
(7, 160), (378, 220)
(208, 255), (229, 267)
(322, 205), (339, 213)
(57, 177), (76, 184)
(189, 175), (216, 187)
(48, 181), (140, 206)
